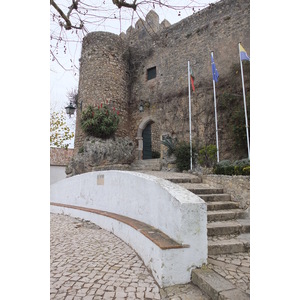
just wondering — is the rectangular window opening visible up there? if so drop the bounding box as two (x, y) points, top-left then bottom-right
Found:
(147, 67), (156, 80)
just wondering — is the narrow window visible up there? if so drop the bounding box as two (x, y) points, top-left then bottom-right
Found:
(147, 67), (156, 80)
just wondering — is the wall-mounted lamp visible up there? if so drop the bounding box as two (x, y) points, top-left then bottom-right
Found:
(65, 103), (76, 116)
(139, 100), (150, 113)
(65, 99), (83, 117)
(139, 100), (144, 113)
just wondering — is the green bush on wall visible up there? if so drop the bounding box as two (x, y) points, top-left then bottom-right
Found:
(80, 104), (120, 139)
(214, 159), (250, 176)
(233, 158), (250, 175)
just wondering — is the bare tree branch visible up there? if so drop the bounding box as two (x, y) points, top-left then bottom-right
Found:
(50, 0), (84, 30)
(50, 49), (73, 71)
(112, 0), (138, 10)
(50, 1), (214, 71)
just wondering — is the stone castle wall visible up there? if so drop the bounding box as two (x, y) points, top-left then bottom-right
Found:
(74, 32), (130, 152)
(74, 0), (250, 160)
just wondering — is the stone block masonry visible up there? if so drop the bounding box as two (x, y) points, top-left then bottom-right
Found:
(50, 147), (73, 166)
(202, 174), (250, 211)
(74, 0), (250, 161)
(74, 32), (130, 152)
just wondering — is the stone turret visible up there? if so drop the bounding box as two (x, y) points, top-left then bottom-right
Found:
(74, 32), (129, 152)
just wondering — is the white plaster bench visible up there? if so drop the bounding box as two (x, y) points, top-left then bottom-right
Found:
(50, 171), (207, 287)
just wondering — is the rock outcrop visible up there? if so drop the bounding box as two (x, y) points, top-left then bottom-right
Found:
(66, 136), (136, 176)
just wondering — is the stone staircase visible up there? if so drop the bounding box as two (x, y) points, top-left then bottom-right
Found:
(130, 159), (162, 171)
(144, 171), (250, 300)
(177, 181), (250, 256)
(177, 178), (250, 299)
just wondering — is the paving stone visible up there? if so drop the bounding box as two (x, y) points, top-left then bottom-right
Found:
(116, 291), (128, 297)
(208, 252), (250, 294)
(103, 291), (115, 298)
(51, 204), (248, 300)
(50, 214), (162, 300)
(219, 288), (250, 300)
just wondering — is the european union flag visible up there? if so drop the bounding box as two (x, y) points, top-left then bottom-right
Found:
(239, 44), (250, 61)
(211, 53), (219, 83)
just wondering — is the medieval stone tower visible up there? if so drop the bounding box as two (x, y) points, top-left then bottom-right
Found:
(74, 0), (250, 161)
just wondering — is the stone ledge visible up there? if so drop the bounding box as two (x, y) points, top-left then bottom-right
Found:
(192, 268), (249, 300)
(50, 202), (189, 250)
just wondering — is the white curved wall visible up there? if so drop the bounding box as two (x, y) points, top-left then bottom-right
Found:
(50, 171), (207, 287)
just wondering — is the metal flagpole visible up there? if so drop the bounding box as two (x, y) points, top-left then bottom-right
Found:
(188, 61), (193, 170)
(211, 52), (220, 163)
(238, 43), (250, 160)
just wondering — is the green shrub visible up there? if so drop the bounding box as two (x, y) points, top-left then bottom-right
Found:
(233, 158), (250, 167)
(214, 159), (250, 175)
(214, 160), (234, 175)
(233, 159), (250, 175)
(80, 104), (120, 138)
(242, 166), (250, 175)
(198, 144), (217, 167)
(174, 141), (196, 172)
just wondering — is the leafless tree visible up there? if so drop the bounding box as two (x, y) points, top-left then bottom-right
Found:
(50, 0), (214, 70)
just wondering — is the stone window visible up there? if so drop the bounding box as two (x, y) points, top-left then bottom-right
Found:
(147, 66), (156, 80)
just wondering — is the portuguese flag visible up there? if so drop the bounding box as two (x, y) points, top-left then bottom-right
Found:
(190, 66), (195, 92)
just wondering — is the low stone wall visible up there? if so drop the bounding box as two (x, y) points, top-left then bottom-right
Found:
(50, 171), (207, 287)
(202, 174), (250, 213)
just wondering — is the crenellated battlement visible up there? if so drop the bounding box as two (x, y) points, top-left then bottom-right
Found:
(120, 10), (171, 41)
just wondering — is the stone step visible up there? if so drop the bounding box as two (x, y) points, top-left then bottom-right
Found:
(208, 234), (250, 255)
(130, 159), (162, 171)
(131, 160), (161, 166)
(207, 220), (250, 236)
(192, 268), (250, 300)
(178, 183), (224, 195)
(207, 201), (240, 211)
(198, 194), (231, 202)
(140, 171), (202, 183)
(168, 177), (202, 184)
(207, 209), (245, 222)
(191, 187), (224, 195)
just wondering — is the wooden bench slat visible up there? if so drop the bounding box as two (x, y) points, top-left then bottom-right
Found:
(50, 202), (189, 250)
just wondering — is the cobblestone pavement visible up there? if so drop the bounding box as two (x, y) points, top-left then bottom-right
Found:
(50, 213), (161, 299)
(50, 213), (210, 300)
(161, 284), (210, 300)
(207, 252), (250, 295)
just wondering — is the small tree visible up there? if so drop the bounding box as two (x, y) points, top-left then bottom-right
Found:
(50, 109), (75, 149)
(198, 144), (217, 168)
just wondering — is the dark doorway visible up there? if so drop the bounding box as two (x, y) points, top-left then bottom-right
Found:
(142, 123), (152, 159)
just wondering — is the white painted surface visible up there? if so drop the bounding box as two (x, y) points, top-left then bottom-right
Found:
(50, 171), (207, 287)
(50, 165), (67, 184)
